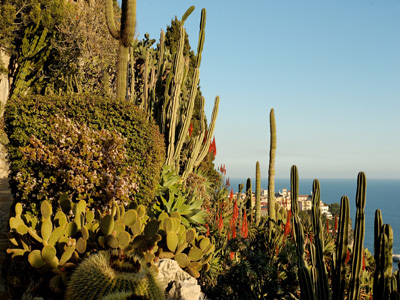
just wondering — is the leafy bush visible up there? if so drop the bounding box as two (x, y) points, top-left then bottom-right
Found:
(4, 94), (165, 212)
(16, 115), (138, 213)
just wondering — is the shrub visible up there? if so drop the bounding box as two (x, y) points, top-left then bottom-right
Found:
(4, 94), (165, 212)
(16, 115), (138, 213)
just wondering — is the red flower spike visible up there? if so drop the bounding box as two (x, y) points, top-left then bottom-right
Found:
(334, 215), (338, 234)
(230, 252), (235, 260)
(284, 211), (291, 237)
(232, 220), (236, 238)
(218, 212), (223, 232)
(189, 123), (193, 137)
(345, 249), (351, 265)
(362, 251), (365, 270)
(229, 189), (233, 201)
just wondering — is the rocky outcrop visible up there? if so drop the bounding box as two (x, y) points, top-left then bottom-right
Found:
(0, 50), (10, 111)
(156, 259), (204, 300)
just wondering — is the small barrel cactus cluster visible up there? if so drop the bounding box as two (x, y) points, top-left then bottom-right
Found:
(65, 250), (165, 300)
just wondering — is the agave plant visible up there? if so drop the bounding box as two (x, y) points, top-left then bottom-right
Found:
(153, 165), (207, 228)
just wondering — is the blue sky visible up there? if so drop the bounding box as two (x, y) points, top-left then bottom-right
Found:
(136, 1), (400, 179)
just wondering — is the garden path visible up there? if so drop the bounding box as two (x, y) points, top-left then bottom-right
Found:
(0, 143), (11, 299)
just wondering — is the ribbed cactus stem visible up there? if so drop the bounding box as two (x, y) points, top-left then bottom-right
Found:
(383, 224), (393, 299)
(173, 9), (206, 169)
(290, 165), (316, 300)
(348, 172), (367, 300)
(165, 25), (185, 166)
(311, 180), (329, 300)
(193, 96), (219, 167)
(268, 108), (276, 224)
(373, 209), (383, 297)
(105, 0), (136, 100)
(255, 161), (261, 226)
(245, 178), (252, 223)
(332, 196), (350, 300)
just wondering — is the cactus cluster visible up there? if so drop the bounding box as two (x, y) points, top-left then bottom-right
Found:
(7, 195), (215, 295)
(373, 210), (399, 298)
(8, 197), (104, 291)
(126, 6), (219, 180)
(156, 212), (214, 278)
(65, 250), (164, 300)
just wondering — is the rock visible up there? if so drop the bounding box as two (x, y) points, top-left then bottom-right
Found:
(156, 259), (203, 300)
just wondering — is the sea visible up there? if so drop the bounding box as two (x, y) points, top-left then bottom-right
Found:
(229, 178), (400, 269)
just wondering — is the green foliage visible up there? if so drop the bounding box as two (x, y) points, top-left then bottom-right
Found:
(153, 165), (207, 228)
(328, 202), (340, 217)
(204, 219), (299, 299)
(4, 94), (165, 211)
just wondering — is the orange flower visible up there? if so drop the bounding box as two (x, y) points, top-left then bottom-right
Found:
(232, 219), (236, 238)
(362, 251), (365, 270)
(334, 215), (338, 234)
(189, 123), (193, 137)
(229, 189), (234, 202)
(230, 252), (235, 260)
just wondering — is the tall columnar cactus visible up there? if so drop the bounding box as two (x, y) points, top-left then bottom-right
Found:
(310, 180), (329, 300)
(290, 165), (316, 300)
(245, 178), (252, 223)
(268, 108), (277, 224)
(348, 172), (367, 300)
(255, 161), (261, 226)
(105, 0), (136, 99)
(373, 209), (383, 297)
(373, 211), (396, 299)
(332, 196), (350, 300)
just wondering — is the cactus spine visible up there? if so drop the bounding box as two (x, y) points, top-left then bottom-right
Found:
(268, 108), (276, 224)
(255, 161), (261, 226)
(348, 172), (367, 300)
(332, 196), (350, 300)
(105, 0), (136, 99)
